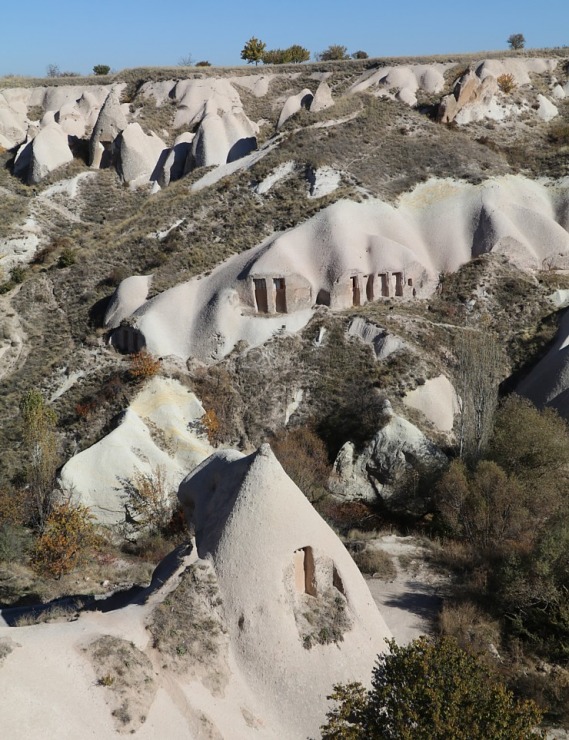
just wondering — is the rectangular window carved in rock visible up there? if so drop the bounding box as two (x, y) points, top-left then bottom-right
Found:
(274, 277), (287, 313)
(254, 278), (268, 313)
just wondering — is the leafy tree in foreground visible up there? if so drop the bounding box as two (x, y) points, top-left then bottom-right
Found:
(241, 37), (266, 66)
(508, 33), (526, 50)
(321, 637), (543, 739)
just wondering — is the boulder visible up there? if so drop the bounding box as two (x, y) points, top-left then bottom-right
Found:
(537, 94), (558, 121)
(329, 400), (447, 514)
(89, 87), (128, 167)
(116, 122), (167, 185)
(191, 109), (257, 169)
(60, 377), (212, 524)
(104, 274), (153, 329)
(277, 89), (314, 129)
(438, 70), (497, 124)
(160, 132), (195, 186)
(0, 95), (27, 148)
(28, 123), (73, 183)
(310, 81), (334, 113)
(172, 78), (244, 129)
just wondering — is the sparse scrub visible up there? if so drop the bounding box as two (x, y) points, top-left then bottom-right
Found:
(352, 547), (397, 579)
(120, 465), (175, 539)
(149, 562), (229, 690)
(88, 635), (155, 732)
(271, 426), (331, 504)
(498, 73), (517, 93)
(128, 350), (161, 380)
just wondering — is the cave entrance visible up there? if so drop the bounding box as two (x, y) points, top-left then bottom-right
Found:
(274, 277), (287, 313)
(393, 272), (404, 297)
(254, 278), (268, 313)
(294, 546), (316, 596)
(365, 274), (374, 302)
(351, 276), (360, 307)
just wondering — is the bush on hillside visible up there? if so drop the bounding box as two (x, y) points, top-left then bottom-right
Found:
(93, 65), (110, 75)
(31, 500), (97, 578)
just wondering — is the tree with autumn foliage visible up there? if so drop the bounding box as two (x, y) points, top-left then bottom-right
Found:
(31, 500), (97, 579)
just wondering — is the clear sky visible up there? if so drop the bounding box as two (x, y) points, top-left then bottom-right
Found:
(2, 0), (568, 77)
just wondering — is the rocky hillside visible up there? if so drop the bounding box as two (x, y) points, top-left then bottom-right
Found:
(1, 49), (569, 737)
(1, 50), (568, 486)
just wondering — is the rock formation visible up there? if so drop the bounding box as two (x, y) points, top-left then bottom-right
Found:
(329, 400), (447, 514)
(28, 122), (73, 184)
(179, 443), (392, 738)
(277, 88), (314, 128)
(115, 122), (167, 186)
(60, 377), (212, 523)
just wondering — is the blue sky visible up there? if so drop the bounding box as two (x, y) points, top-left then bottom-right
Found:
(2, 0), (568, 77)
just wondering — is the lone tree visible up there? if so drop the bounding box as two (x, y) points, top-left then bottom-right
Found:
(454, 330), (503, 463)
(351, 50), (369, 59)
(20, 389), (59, 529)
(93, 64), (110, 75)
(46, 63), (60, 78)
(321, 637), (543, 739)
(178, 53), (194, 66)
(241, 37), (266, 66)
(316, 44), (350, 61)
(507, 33), (526, 50)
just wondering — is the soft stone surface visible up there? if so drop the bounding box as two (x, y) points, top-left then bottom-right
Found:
(28, 123), (73, 184)
(172, 78), (244, 129)
(191, 109), (257, 168)
(537, 94), (558, 121)
(123, 176), (569, 363)
(310, 81), (334, 112)
(60, 377), (212, 524)
(277, 88), (314, 128)
(104, 274), (153, 329)
(159, 131), (194, 186)
(329, 401), (447, 513)
(116, 122), (167, 185)
(403, 375), (459, 432)
(518, 309), (569, 419)
(89, 87), (129, 167)
(178, 443), (391, 739)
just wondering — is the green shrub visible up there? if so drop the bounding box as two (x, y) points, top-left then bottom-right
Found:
(57, 248), (76, 268)
(321, 637), (543, 739)
(93, 64), (110, 75)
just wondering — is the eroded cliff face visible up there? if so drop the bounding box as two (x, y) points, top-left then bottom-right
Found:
(0, 51), (568, 502)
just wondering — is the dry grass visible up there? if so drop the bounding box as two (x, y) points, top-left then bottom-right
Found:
(149, 561), (229, 693)
(352, 546), (397, 580)
(86, 635), (156, 733)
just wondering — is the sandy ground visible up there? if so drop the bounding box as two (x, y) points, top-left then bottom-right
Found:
(366, 534), (443, 644)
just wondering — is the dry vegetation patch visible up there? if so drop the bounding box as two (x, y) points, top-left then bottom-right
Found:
(149, 561), (229, 693)
(86, 635), (156, 733)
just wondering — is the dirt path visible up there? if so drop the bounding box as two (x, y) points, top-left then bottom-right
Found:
(366, 534), (443, 644)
